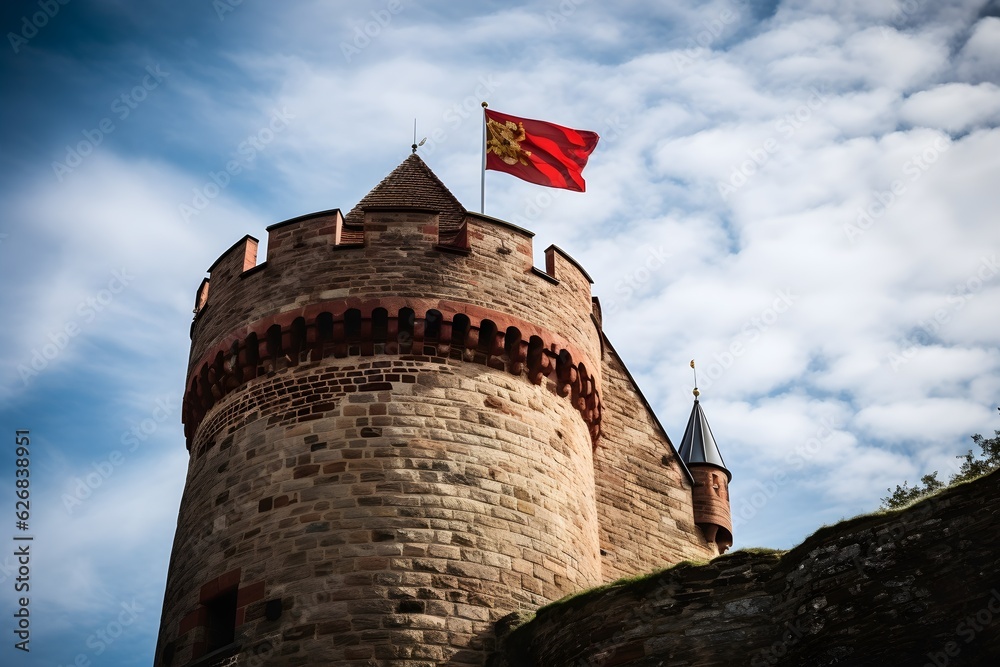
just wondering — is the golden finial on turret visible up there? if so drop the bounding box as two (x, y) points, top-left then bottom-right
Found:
(690, 359), (700, 398)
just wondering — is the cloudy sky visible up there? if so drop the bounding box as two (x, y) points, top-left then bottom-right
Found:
(1, 0), (998, 664)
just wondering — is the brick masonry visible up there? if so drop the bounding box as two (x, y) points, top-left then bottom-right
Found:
(160, 355), (602, 665)
(155, 156), (721, 666)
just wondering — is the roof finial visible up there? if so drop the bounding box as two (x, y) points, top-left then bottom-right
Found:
(690, 359), (700, 399)
(411, 119), (426, 154)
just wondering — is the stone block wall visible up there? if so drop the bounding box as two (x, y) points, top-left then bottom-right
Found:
(594, 342), (715, 581)
(492, 469), (1000, 666)
(188, 210), (599, 379)
(158, 355), (603, 665)
(157, 206), (612, 666)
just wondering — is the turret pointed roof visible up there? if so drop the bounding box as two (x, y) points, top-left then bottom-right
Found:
(678, 399), (731, 481)
(341, 154), (467, 244)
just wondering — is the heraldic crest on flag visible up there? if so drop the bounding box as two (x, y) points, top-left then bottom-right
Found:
(483, 108), (599, 192)
(486, 116), (532, 166)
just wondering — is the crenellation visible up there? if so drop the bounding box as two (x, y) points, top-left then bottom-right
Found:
(264, 209), (343, 262)
(205, 234), (258, 301)
(190, 213), (598, 370)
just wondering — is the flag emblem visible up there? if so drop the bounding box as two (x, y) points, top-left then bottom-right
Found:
(486, 117), (532, 166)
(483, 109), (599, 192)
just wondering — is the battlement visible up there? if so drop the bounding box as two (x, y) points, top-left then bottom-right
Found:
(185, 156), (606, 454)
(193, 207), (593, 337)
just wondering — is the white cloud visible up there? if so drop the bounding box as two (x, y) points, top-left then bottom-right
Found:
(0, 152), (271, 403)
(845, 27), (950, 92)
(855, 398), (992, 444)
(955, 16), (1000, 82)
(900, 82), (1000, 133)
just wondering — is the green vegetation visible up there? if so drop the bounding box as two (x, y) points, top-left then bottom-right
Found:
(531, 549), (786, 619)
(533, 562), (694, 616)
(719, 546), (784, 557)
(880, 428), (1000, 510)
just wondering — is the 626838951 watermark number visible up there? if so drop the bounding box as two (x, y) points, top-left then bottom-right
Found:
(13, 429), (32, 653)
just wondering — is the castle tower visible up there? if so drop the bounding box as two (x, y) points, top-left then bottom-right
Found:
(677, 391), (733, 552)
(155, 154), (727, 666)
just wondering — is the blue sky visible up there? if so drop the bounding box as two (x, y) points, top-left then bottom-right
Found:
(1, 0), (999, 664)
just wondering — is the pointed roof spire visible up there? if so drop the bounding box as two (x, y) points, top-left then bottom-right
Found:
(678, 361), (731, 481)
(341, 154), (467, 245)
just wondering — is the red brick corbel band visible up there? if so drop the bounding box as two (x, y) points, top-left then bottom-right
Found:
(184, 299), (602, 448)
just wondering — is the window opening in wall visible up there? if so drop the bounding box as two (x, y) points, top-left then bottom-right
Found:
(425, 309), (442, 340)
(345, 309), (362, 340)
(372, 308), (389, 341)
(203, 589), (238, 653)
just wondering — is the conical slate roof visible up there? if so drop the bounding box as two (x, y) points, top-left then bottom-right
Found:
(341, 153), (467, 244)
(678, 399), (731, 481)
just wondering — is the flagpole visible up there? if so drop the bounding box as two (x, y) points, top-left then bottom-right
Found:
(480, 101), (488, 214)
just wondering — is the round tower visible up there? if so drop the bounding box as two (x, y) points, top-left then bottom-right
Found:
(677, 385), (733, 554)
(154, 155), (606, 666)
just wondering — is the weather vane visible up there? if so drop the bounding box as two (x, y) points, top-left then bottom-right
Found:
(411, 119), (426, 154)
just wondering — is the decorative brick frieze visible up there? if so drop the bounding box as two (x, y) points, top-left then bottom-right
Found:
(183, 300), (603, 449)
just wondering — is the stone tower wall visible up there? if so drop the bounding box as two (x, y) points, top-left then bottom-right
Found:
(156, 207), (607, 666)
(690, 465), (733, 550)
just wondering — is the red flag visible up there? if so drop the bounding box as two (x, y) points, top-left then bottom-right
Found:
(484, 109), (599, 192)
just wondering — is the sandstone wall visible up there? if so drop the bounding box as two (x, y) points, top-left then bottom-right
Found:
(157, 208), (608, 666)
(493, 469), (1000, 666)
(594, 341), (715, 582)
(159, 192), (727, 666)
(189, 210), (599, 383)
(158, 355), (602, 666)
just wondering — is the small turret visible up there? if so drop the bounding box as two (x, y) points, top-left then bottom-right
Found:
(678, 363), (733, 552)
